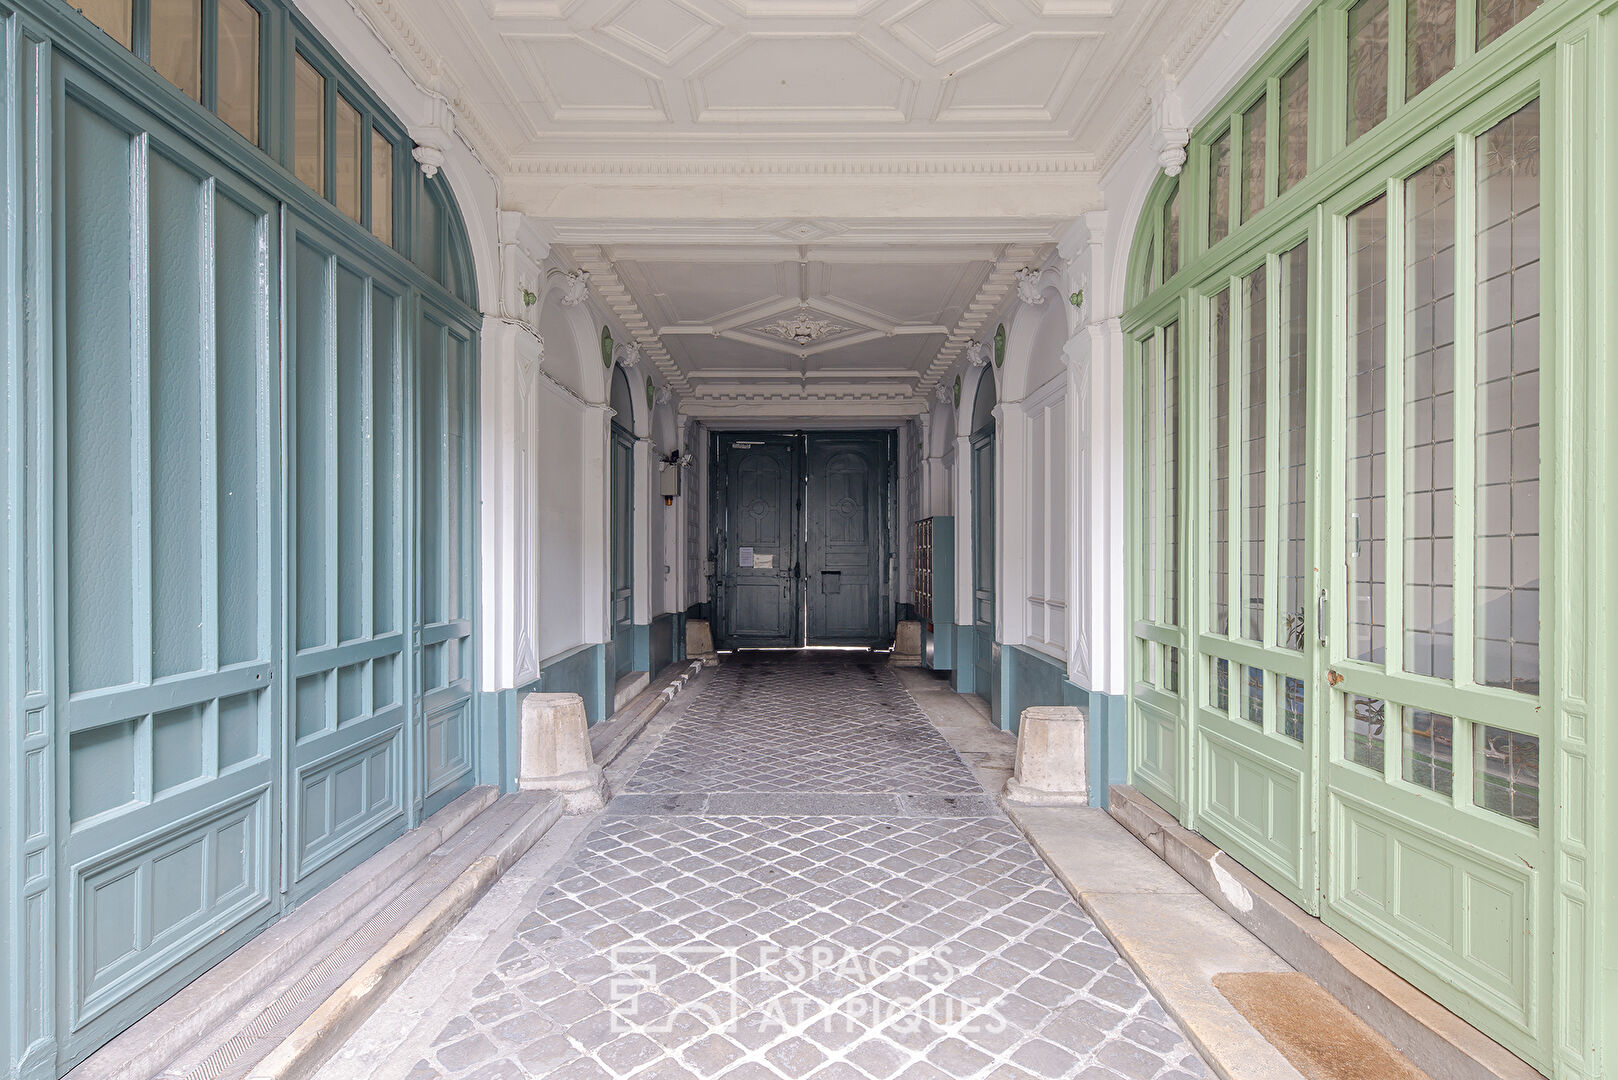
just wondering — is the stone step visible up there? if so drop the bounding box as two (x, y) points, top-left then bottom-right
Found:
(68, 789), (562, 1080)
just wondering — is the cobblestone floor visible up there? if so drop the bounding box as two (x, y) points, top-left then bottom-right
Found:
(399, 653), (1208, 1080)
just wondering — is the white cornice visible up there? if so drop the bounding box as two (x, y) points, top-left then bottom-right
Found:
(567, 247), (693, 395)
(503, 154), (1097, 177)
(914, 243), (1040, 397)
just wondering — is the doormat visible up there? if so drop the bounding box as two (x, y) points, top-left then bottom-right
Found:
(1212, 972), (1433, 1080)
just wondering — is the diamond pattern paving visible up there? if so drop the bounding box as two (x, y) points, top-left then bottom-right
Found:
(625, 654), (981, 796)
(402, 654), (1208, 1080)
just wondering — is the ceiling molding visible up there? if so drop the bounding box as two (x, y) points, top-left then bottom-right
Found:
(914, 243), (1039, 396)
(568, 246), (694, 393)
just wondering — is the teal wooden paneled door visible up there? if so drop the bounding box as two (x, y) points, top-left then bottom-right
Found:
(805, 433), (891, 646)
(609, 422), (635, 681)
(283, 216), (413, 900)
(52, 65), (283, 1067)
(713, 435), (802, 649)
(415, 306), (478, 816)
(970, 428), (996, 705)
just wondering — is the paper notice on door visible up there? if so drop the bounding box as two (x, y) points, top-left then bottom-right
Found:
(753, 553), (774, 569)
(739, 547), (754, 567)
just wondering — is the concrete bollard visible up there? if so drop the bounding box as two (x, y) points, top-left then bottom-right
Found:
(685, 618), (718, 666)
(1001, 705), (1090, 807)
(891, 620), (923, 666)
(518, 692), (607, 813)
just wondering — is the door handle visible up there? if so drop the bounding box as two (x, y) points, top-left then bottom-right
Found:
(1317, 589), (1327, 648)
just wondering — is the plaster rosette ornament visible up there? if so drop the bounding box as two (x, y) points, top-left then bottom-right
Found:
(935, 383), (952, 405)
(619, 341), (643, 369)
(760, 306), (853, 348)
(654, 384), (672, 407)
(964, 339), (989, 368)
(560, 270), (591, 307)
(1154, 75), (1191, 177)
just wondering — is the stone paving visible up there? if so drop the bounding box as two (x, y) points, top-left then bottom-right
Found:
(399, 653), (1208, 1080)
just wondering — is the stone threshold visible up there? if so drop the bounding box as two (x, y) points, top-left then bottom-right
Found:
(1108, 785), (1547, 1080)
(69, 788), (562, 1080)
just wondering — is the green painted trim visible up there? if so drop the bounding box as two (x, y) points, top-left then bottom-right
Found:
(1121, 0), (1610, 1072)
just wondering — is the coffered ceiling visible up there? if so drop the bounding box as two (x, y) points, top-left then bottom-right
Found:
(556, 224), (1050, 418)
(341, 0), (1244, 417)
(364, 0), (1231, 174)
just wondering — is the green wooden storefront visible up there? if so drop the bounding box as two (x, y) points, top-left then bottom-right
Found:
(0, 0), (485, 1074)
(1124, 0), (1615, 1076)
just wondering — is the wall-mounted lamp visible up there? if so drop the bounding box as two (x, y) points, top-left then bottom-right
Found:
(659, 449), (686, 506)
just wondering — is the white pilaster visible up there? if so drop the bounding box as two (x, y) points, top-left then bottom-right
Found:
(633, 436), (653, 626)
(584, 402), (613, 644)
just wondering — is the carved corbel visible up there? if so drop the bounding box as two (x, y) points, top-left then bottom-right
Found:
(964, 340), (990, 368)
(618, 341), (643, 369)
(409, 95), (455, 179)
(1154, 75), (1190, 177)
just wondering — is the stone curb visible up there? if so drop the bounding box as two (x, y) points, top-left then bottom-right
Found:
(1002, 804), (1304, 1080)
(242, 793), (564, 1080)
(593, 659), (707, 768)
(66, 786), (502, 1080)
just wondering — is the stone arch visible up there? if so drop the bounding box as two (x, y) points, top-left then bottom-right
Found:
(536, 280), (609, 403)
(1001, 287), (1074, 402)
(961, 363), (998, 439)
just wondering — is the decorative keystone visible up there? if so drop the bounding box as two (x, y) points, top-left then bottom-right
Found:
(518, 692), (607, 813)
(1001, 706), (1090, 807)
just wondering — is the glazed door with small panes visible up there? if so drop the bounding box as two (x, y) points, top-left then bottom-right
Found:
(1133, 93), (1555, 1071)
(1319, 95), (1552, 1059)
(1189, 240), (1322, 910)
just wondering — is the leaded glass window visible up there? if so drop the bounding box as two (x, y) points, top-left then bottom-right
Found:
(217, 0), (260, 144)
(1243, 97), (1267, 221)
(1279, 56), (1309, 193)
(1474, 100), (1540, 696)
(1279, 243), (1308, 651)
(1211, 290), (1232, 635)
(1478, 0), (1543, 47)
(294, 54), (326, 194)
(1348, 0), (1390, 142)
(1243, 266), (1268, 641)
(1346, 197), (1388, 666)
(1163, 184), (1181, 282)
(1209, 131), (1232, 246)
(1407, 0), (1457, 99)
(1404, 153), (1457, 681)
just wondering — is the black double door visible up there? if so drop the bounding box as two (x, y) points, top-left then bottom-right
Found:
(713, 432), (893, 649)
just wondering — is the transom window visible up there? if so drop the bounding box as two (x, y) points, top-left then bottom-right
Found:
(75, 0), (404, 248)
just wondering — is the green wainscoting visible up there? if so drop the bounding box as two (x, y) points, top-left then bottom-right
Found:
(0, 0), (485, 1075)
(1123, 0), (1613, 1074)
